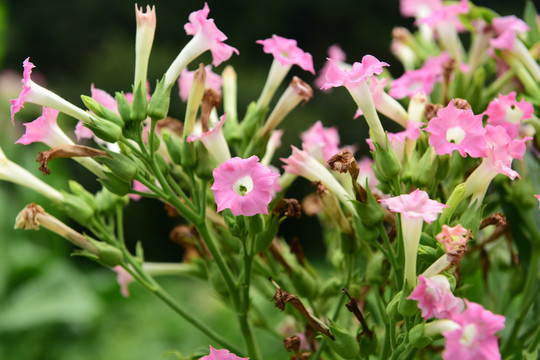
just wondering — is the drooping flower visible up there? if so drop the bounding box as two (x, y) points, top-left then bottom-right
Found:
(212, 156), (279, 216)
(380, 189), (446, 287)
(408, 275), (464, 319)
(199, 346), (249, 360)
(163, 3), (238, 88)
(300, 121), (341, 163)
(484, 92), (534, 138)
(257, 35), (314, 73)
(436, 224), (468, 253)
(442, 301), (505, 360)
(424, 100), (486, 158)
(11, 58), (91, 124)
(179, 65), (223, 102)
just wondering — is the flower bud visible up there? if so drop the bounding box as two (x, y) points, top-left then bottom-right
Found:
(409, 323), (432, 348)
(115, 92), (132, 123)
(326, 320), (360, 359)
(245, 213), (264, 235)
(386, 291), (403, 321)
(96, 188), (129, 214)
(85, 116), (123, 143)
(180, 141), (198, 170)
(96, 151), (138, 182)
(398, 285), (418, 317)
(147, 75), (173, 120)
(194, 142), (214, 180)
(86, 238), (124, 267)
(161, 129), (182, 165)
(130, 82), (148, 122)
(61, 192), (95, 225)
(412, 148), (438, 187)
(291, 267), (317, 299)
(81, 95), (124, 127)
(372, 134), (401, 183)
(352, 183), (385, 227)
(98, 171), (131, 196)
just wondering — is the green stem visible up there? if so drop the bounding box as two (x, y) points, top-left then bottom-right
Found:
(378, 223), (400, 289)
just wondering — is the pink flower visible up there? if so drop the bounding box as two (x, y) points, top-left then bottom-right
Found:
(300, 121), (342, 162)
(199, 346), (248, 360)
(315, 44), (347, 90)
(256, 35), (314, 74)
(490, 16), (530, 51)
(16, 107), (68, 146)
(184, 3), (239, 67)
(484, 92), (534, 138)
(113, 266), (134, 298)
(357, 157), (380, 193)
(178, 65), (223, 102)
(129, 180), (151, 201)
(418, 0), (469, 31)
(389, 52), (450, 99)
(400, 0), (442, 19)
(408, 275), (464, 319)
(424, 100), (487, 158)
(442, 301), (505, 360)
(436, 224), (468, 253)
(536, 194), (540, 209)
(211, 156), (279, 216)
(379, 189), (446, 223)
(10, 58), (35, 124)
(320, 55), (388, 90)
(187, 114), (231, 164)
(483, 125), (530, 180)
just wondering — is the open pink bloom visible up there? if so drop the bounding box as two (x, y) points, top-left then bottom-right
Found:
(212, 156), (279, 216)
(425, 100), (487, 157)
(321, 55), (389, 90)
(418, 0), (469, 31)
(179, 65), (223, 102)
(442, 301), (505, 360)
(390, 52), (449, 99)
(400, 0), (442, 19)
(129, 180), (151, 201)
(408, 275), (464, 319)
(300, 121), (342, 162)
(437, 224), (468, 253)
(187, 114), (231, 164)
(199, 346), (248, 360)
(483, 125), (530, 179)
(184, 3), (239, 67)
(484, 92), (534, 138)
(113, 266), (134, 298)
(10, 58), (35, 123)
(257, 35), (314, 74)
(16, 107), (68, 146)
(380, 189), (446, 223)
(490, 16), (530, 51)
(315, 44), (347, 90)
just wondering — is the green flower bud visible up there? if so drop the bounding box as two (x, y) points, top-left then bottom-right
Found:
(85, 116), (123, 143)
(81, 95), (124, 127)
(61, 192), (95, 225)
(115, 91), (132, 123)
(372, 134), (401, 183)
(161, 129), (182, 165)
(399, 283), (418, 317)
(352, 183), (385, 227)
(68, 180), (97, 211)
(194, 142), (214, 180)
(320, 277), (342, 298)
(155, 153), (170, 176)
(413, 147), (438, 187)
(291, 267), (317, 299)
(98, 171), (131, 196)
(240, 102), (268, 139)
(180, 141), (197, 170)
(89, 238), (124, 267)
(130, 82), (148, 122)
(95, 188), (129, 214)
(96, 151), (138, 182)
(147, 75), (173, 120)
(326, 320), (360, 359)
(386, 291), (403, 321)
(245, 214), (264, 235)
(409, 323), (432, 348)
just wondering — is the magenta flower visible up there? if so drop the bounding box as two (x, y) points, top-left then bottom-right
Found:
(199, 346), (248, 360)
(484, 92), (534, 138)
(436, 224), (468, 253)
(483, 125), (529, 179)
(408, 275), (464, 320)
(257, 35), (314, 74)
(315, 44), (347, 90)
(380, 189), (446, 286)
(178, 65), (223, 102)
(211, 156), (279, 216)
(490, 16), (530, 52)
(300, 121), (342, 162)
(442, 301), (505, 360)
(418, 0), (468, 30)
(16, 107), (71, 147)
(424, 100), (487, 158)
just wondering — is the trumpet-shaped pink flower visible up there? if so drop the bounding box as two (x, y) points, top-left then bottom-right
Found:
(16, 107), (66, 146)
(10, 58), (35, 124)
(187, 114), (231, 164)
(300, 121), (342, 162)
(179, 65), (223, 102)
(315, 44), (347, 90)
(424, 100), (487, 158)
(408, 275), (464, 319)
(184, 3), (239, 67)
(212, 156), (279, 216)
(257, 35), (314, 74)
(379, 188), (446, 223)
(199, 346), (248, 360)
(320, 55), (389, 90)
(437, 224), (468, 253)
(442, 301), (505, 360)
(490, 16), (530, 51)
(483, 125), (530, 179)
(484, 92), (534, 138)
(418, 0), (469, 31)
(400, 0), (442, 19)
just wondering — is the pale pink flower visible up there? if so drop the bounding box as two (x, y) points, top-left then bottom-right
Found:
(320, 55), (389, 90)
(199, 346), (248, 360)
(187, 114), (231, 164)
(437, 224), (468, 253)
(16, 107), (70, 146)
(357, 157), (380, 194)
(442, 301), (505, 360)
(490, 16), (530, 51)
(484, 92), (534, 138)
(129, 180), (151, 201)
(113, 265), (134, 298)
(400, 0), (442, 19)
(536, 195), (540, 209)
(178, 65), (223, 102)
(379, 188), (446, 223)
(134, 5), (156, 88)
(483, 125), (530, 180)
(418, 0), (469, 32)
(10, 58), (35, 123)
(315, 44), (347, 90)
(424, 100), (487, 158)
(408, 275), (464, 319)
(212, 156), (279, 216)
(256, 35), (314, 74)
(300, 121), (341, 162)
(184, 3), (239, 67)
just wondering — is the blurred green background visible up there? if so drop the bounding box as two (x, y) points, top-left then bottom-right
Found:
(0, 0), (521, 359)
